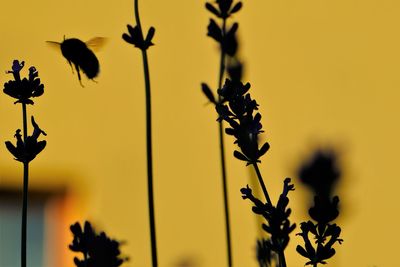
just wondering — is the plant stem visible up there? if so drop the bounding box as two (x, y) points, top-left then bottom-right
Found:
(217, 19), (227, 94)
(252, 163), (287, 267)
(21, 103), (28, 267)
(251, 163), (271, 206)
(143, 47), (158, 267)
(217, 18), (233, 267)
(22, 103), (27, 140)
(278, 250), (287, 267)
(134, 1), (158, 266)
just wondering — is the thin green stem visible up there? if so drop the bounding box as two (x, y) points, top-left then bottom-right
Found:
(217, 18), (233, 267)
(134, 1), (158, 267)
(21, 103), (28, 267)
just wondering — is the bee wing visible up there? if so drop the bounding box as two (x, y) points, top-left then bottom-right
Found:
(46, 41), (61, 51)
(86, 37), (107, 52)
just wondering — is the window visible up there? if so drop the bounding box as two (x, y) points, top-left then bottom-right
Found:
(0, 188), (69, 267)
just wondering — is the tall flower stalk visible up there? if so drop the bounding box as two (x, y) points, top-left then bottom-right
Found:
(122, 1), (157, 266)
(216, 79), (295, 267)
(201, 1), (243, 266)
(3, 60), (46, 267)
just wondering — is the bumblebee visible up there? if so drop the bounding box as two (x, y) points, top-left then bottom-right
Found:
(47, 37), (106, 86)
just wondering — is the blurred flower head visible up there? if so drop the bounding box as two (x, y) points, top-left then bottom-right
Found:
(207, 19), (239, 56)
(298, 149), (340, 198)
(256, 238), (275, 267)
(296, 149), (343, 265)
(205, 0), (243, 20)
(3, 60), (44, 105)
(297, 149), (342, 223)
(70, 221), (127, 267)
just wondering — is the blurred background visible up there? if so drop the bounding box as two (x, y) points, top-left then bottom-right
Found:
(0, 0), (399, 266)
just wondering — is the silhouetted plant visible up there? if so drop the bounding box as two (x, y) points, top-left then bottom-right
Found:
(3, 59), (46, 267)
(216, 78), (294, 267)
(241, 179), (295, 267)
(216, 79), (271, 201)
(201, 1), (243, 266)
(122, 1), (158, 267)
(69, 221), (127, 267)
(296, 150), (343, 266)
(256, 238), (276, 267)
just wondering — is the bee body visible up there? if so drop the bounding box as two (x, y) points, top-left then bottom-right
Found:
(47, 37), (105, 86)
(60, 38), (99, 83)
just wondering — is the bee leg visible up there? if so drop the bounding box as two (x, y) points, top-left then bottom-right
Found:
(74, 64), (84, 87)
(67, 60), (74, 74)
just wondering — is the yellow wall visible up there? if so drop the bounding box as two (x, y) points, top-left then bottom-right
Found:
(1, 0), (399, 266)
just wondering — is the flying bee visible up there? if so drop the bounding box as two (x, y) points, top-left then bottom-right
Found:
(47, 36), (106, 86)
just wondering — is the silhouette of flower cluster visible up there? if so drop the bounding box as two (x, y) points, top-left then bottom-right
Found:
(69, 221), (127, 267)
(201, 64), (244, 105)
(206, 0), (243, 19)
(5, 117), (46, 163)
(215, 79), (270, 165)
(299, 150), (340, 199)
(296, 221), (342, 266)
(3, 59), (46, 267)
(241, 178), (296, 254)
(296, 150), (343, 266)
(207, 19), (238, 57)
(206, 0), (241, 56)
(123, 24), (155, 50)
(3, 60), (44, 105)
(202, 0), (244, 105)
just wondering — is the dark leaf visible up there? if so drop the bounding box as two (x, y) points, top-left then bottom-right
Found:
(32, 84), (44, 97)
(207, 19), (222, 43)
(258, 142), (270, 157)
(145, 27), (156, 45)
(225, 128), (235, 135)
(261, 223), (271, 233)
(234, 150), (248, 162)
(201, 83), (216, 104)
(127, 24), (136, 36)
(205, 3), (221, 17)
(122, 33), (134, 44)
(35, 141), (47, 155)
(323, 248), (336, 260)
(227, 22), (239, 35)
(296, 245), (310, 258)
(5, 141), (17, 158)
(230, 2), (243, 14)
